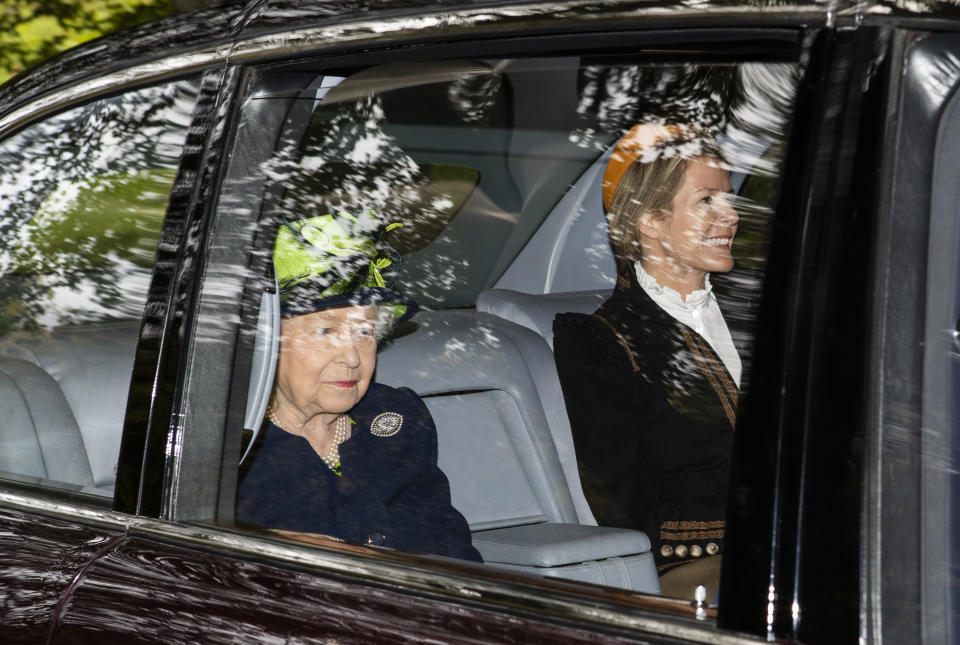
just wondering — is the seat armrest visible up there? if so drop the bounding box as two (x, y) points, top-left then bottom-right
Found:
(472, 522), (650, 567)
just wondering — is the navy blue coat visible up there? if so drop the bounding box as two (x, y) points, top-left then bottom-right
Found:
(237, 383), (481, 562)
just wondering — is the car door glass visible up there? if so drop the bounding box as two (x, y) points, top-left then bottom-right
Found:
(0, 79), (200, 496)
(196, 52), (799, 601)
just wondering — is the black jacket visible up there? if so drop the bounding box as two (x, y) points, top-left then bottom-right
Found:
(237, 383), (481, 562)
(553, 270), (738, 572)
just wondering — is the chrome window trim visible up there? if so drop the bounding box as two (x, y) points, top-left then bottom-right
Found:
(0, 488), (130, 530)
(0, 0), (827, 140)
(0, 50), (226, 140)
(223, 1), (827, 66)
(0, 485), (765, 644)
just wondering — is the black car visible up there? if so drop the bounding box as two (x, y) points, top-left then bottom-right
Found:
(0, 0), (957, 642)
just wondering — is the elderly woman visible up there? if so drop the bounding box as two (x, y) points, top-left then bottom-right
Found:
(553, 124), (741, 598)
(237, 212), (481, 562)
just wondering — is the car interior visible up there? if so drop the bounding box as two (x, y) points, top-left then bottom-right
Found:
(227, 58), (664, 591)
(0, 92), (183, 498)
(0, 54), (778, 596)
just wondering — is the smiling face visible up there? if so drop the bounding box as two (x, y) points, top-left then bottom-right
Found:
(640, 157), (738, 288)
(273, 305), (377, 421)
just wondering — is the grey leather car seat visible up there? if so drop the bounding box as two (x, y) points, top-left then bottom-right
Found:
(0, 356), (96, 487)
(466, 136), (667, 590)
(0, 321), (140, 493)
(376, 310), (660, 592)
(495, 138), (617, 295)
(476, 288), (610, 350)
(475, 287), (609, 528)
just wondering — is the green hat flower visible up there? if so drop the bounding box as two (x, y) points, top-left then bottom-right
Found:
(273, 210), (418, 322)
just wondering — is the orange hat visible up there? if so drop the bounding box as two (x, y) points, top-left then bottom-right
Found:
(601, 123), (706, 211)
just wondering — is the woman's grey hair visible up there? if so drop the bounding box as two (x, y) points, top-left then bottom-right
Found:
(373, 304), (397, 342)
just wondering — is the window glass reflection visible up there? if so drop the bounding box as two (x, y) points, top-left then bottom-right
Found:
(225, 56), (798, 598)
(0, 79), (199, 494)
(0, 80), (198, 332)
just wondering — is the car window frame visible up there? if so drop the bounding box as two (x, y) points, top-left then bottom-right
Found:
(867, 29), (960, 645)
(9, 4), (929, 642)
(714, 23), (901, 642)
(0, 65), (225, 641)
(5, 2), (908, 638)
(171, 24), (820, 642)
(2, 7), (957, 641)
(0, 69), (216, 509)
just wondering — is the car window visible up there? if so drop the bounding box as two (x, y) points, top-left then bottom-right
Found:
(0, 79), (200, 496)
(908, 35), (960, 643)
(186, 48), (800, 610)
(933, 84), (960, 645)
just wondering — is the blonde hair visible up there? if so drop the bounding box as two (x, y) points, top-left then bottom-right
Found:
(606, 134), (724, 269)
(606, 156), (688, 268)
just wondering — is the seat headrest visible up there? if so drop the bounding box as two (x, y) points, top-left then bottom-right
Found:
(476, 289), (611, 348)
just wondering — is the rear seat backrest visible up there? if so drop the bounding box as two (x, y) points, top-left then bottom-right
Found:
(423, 390), (556, 529)
(0, 356), (94, 486)
(476, 288), (611, 349)
(0, 321), (141, 490)
(495, 141), (616, 295)
(476, 288), (616, 526)
(376, 310), (659, 592)
(375, 310), (580, 528)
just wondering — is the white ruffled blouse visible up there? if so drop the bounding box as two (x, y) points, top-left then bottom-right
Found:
(634, 261), (742, 387)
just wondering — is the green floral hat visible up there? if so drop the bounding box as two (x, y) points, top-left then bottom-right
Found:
(273, 210), (418, 322)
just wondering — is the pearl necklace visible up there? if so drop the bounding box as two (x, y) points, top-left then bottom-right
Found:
(268, 409), (349, 472)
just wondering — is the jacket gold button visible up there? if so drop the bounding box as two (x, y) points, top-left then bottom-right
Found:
(706, 542), (720, 556)
(690, 544), (703, 558)
(675, 544), (688, 559)
(660, 544), (674, 558)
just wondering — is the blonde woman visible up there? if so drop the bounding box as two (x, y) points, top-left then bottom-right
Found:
(553, 124), (741, 598)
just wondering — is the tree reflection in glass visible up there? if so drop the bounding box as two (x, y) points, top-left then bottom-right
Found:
(0, 79), (199, 335)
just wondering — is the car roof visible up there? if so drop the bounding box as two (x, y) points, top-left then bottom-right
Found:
(5, 0), (960, 133)
(0, 0), (820, 119)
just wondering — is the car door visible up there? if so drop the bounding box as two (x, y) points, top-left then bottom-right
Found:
(0, 71), (213, 640)
(5, 1), (937, 644)
(44, 11), (819, 645)
(866, 28), (960, 645)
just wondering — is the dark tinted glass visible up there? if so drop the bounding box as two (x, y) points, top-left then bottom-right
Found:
(0, 79), (199, 495)
(200, 53), (799, 606)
